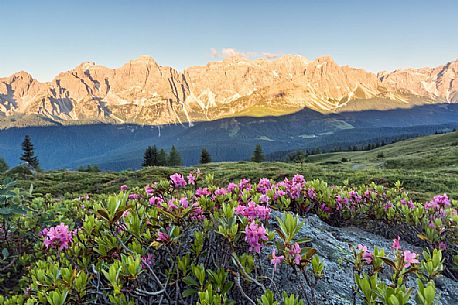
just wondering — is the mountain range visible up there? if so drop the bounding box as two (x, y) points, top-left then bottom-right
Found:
(1, 55), (457, 127)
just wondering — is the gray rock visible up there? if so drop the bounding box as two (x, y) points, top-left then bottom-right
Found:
(263, 211), (458, 305)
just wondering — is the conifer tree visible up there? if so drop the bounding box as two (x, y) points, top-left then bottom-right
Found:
(20, 135), (39, 169)
(200, 148), (212, 164)
(251, 144), (264, 163)
(0, 158), (8, 173)
(157, 149), (168, 166)
(168, 145), (182, 166)
(142, 145), (159, 167)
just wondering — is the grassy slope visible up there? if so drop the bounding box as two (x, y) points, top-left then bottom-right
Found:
(3, 132), (458, 201)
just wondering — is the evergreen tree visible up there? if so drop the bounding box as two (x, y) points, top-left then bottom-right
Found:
(157, 149), (168, 166)
(143, 145), (159, 167)
(251, 144), (264, 163)
(20, 135), (39, 169)
(0, 157), (8, 173)
(200, 148), (212, 164)
(168, 145), (182, 166)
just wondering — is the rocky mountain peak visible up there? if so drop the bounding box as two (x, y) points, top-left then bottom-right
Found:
(0, 55), (457, 126)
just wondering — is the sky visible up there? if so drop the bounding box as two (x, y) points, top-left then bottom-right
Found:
(1, 0), (457, 82)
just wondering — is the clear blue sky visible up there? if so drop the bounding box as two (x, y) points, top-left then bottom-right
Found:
(1, 0), (457, 81)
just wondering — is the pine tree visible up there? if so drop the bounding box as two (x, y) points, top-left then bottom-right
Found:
(251, 144), (264, 163)
(168, 145), (182, 166)
(0, 157), (8, 173)
(143, 146), (153, 167)
(200, 148), (212, 164)
(143, 145), (159, 167)
(20, 135), (39, 169)
(157, 149), (168, 166)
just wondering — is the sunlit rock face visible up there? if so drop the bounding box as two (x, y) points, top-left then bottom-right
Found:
(1, 55), (457, 125)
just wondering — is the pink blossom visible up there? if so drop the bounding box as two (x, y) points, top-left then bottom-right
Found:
(239, 178), (252, 191)
(128, 193), (141, 200)
(157, 231), (170, 242)
(167, 198), (178, 210)
(170, 173), (187, 188)
(391, 236), (401, 250)
(384, 202), (394, 210)
(234, 201), (271, 221)
(195, 187), (211, 197)
(227, 182), (238, 192)
(42, 223), (74, 251)
(187, 173), (196, 185)
(244, 221), (268, 254)
(149, 196), (164, 206)
(214, 188), (228, 197)
(292, 174), (305, 185)
(141, 253), (154, 269)
(145, 186), (153, 195)
(403, 250), (419, 268)
(307, 188), (316, 200)
(120, 185), (128, 191)
(179, 197), (189, 208)
(438, 241), (447, 251)
(357, 244), (373, 264)
(190, 203), (205, 221)
(271, 249), (284, 271)
(257, 178), (272, 194)
(320, 203), (331, 213)
(289, 243), (302, 265)
(259, 194), (270, 204)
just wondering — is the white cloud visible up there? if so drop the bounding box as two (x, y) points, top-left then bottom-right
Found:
(210, 48), (281, 60)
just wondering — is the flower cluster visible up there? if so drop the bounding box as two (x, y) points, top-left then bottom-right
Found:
(170, 173), (187, 188)
(244, 221), (268, 253)
(234, 201), (271, 221)
(41, 223), (75, 251)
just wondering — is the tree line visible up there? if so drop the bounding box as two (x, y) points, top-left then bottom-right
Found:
(142, 143), (266, 167)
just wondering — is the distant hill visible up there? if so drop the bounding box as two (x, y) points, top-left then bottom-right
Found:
(2, 131), (457, 200)
(1, 104), (458, 170)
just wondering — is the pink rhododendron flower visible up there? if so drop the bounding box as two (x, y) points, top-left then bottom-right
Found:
(190, 203), (205, 221)
(306, 188), (315, 199)
(392, 236), (401, 250)
(292, 174), (305, 185)
(239, 178), (252, 191)
(438, 241), (447, 251)
(170, 173), (187, 188)
(141, 253), (154, 269)
(149, 196), (164, 206)
(120, 185), (128, 191)
(403, 250), (419, 268)
(227, 182), (238, 192)
(289, 242), (302, 265)
(42, 223), (75, 251)
(167, 198), (178, 210)
(214, 188), (228, 197)
(157, 231), (170, 242)
(234, 201), (271, 221)
(244, 221), (268, 253)
(145, 186), (153, 195)
(187, 173), (196, 185)
(357, 244), (373, 264)
(195, 187), (211, 197)
(179, 197), (189, 208)
(257, 178), (272, 194)
(128, 193), (141, 200)
(320, 203), (331, 213)
(271, 249), (284, 271)
(259, 194), (270, 204)
(384, 202), (394, 210)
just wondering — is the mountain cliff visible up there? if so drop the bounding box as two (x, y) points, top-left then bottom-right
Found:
(1, 55), (457, 126)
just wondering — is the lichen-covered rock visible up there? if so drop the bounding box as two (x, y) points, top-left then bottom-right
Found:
(265, 211), (458, 305)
